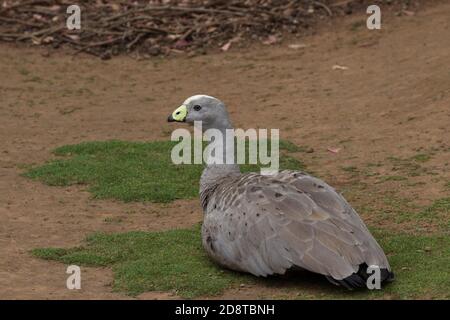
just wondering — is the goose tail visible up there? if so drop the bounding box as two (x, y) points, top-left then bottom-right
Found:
(326, 263), (394, 290)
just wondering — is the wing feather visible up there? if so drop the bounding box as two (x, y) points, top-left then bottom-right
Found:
(202, 170), (391, 280)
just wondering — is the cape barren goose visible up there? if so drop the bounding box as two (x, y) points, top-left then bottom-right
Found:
(168, 95), (394, 289)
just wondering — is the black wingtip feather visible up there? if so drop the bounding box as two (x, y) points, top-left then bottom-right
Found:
(327, 263), (395, 290)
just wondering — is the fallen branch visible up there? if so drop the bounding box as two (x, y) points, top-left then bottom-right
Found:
(0, 0), (341, 58)
(313, 1), (333, 16)
(73, 36), (124, 55)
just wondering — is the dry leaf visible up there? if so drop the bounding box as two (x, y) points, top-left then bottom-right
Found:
(49, 5), (61, 12)
(288, 43), (308, 50)
(262, 35), (278, 45)
(402, 10), (415, 16)
(110, 4), (121, 11)
(221, 41), (232, 52)
(327, 147), (341, 154)
(42, 36), (54, 44)
(31, 37), (41, 45)
(332, 65), (349, 70)
(174, 38), (189, 49)
(33, 14), (44, 21)
(66, 35), (80, 41)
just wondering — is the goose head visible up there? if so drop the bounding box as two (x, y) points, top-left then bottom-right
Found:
(167, 95), (232, 131)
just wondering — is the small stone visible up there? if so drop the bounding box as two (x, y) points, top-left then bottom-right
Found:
(283, 8), (294, 17)
(197, 48), (207, 55)
(100, 52), (112, 60)
(148, 45), (161, 56)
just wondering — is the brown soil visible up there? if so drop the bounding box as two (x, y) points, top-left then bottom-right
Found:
(0, 3), (449, 299)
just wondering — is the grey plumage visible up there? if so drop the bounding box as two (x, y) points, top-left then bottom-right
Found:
(168, 95), (394, 288)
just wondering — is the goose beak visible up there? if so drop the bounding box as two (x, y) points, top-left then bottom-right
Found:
(168, 105), (187, 122)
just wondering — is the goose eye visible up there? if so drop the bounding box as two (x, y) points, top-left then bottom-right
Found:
(193, 105), (202, 111)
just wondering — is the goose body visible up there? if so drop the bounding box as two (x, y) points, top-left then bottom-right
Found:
(168, 95), (394, 289)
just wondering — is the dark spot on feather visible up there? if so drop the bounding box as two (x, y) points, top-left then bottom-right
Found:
(275, 192), (283, 198)
(318, 185), (325, 189)
(243, 212), (246, 215)
(206, 235), (215, 252)
(256, 213), (260, 217)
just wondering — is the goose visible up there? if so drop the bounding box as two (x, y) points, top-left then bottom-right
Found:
(167, 95), (394, 289)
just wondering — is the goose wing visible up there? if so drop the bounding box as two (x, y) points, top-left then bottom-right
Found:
(202, 170), (391, 282)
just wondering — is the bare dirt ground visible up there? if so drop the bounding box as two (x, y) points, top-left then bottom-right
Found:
(1, 2), (449, 299)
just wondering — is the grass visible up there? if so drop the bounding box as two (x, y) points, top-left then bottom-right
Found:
(24, 140), (305, 203)
(33, 225), (252, 298)
(345, 181), (450, 233)
(32, 226), (449, 299)
(377, 196), (450, 233)
(341, 166), (359, 178)
(27, 141), (450, 298)
(412, 153), (432, 163)
(350, 151), (442, 186)
(377, 175), (408, 183)
(341, 166), (358, 173)
(278, 140), (311, 153)
(416, 197), (450, 230)
(350, 21), (365, 32)
(351, 231), (449, 299)
(387, 152), (435, 177)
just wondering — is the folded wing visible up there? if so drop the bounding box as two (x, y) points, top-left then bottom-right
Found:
(202, 170), (391, 281)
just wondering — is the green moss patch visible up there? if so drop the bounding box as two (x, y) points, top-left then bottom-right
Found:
(24, 140), (305, 203)
(32, 227), (449, 299)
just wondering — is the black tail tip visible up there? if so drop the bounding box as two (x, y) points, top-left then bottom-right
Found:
(327, 264), (394, 290)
